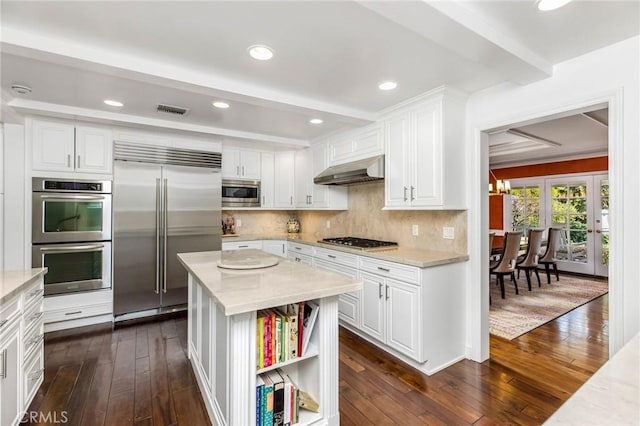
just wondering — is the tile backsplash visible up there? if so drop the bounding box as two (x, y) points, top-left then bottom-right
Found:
(223, 181), (467, 253)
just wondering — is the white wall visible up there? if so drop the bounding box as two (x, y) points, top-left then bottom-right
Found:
(464, 36), (640, 361)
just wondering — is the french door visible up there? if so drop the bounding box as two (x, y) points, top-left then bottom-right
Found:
(545, 174), (608, 277)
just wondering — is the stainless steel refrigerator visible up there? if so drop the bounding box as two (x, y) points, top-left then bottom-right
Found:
(112, 143), (221, 319)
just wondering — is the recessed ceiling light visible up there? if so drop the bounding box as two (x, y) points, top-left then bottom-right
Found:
(310, 118), (323, 124)
(378, 81), (397, 91)
(104, 99), (123, 107)
(213, 101), (230, 109)
(537, 0), (572, 11)
(248, 45), (274, 61)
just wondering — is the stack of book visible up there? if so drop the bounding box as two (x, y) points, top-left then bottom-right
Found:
(256, 301), (319, 369)
(256, 369), (300, 426)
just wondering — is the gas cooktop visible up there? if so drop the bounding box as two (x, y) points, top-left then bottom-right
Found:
(318, 237), (398, 251)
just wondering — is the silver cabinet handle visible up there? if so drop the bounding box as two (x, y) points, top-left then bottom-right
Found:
(328, 254), (336, 259)
(386, 284), (390, 300)
(282, 245), (285, 254)
(163, 178), (168, 293)
(262, 195), (265, 205)
(155, 178), (161, 295)
(65, 311), (83, 316)
(239, 245), (249, 248)
(67, 154), (71, 168)
(378, 283), (383, 298)
(0, 348), (7, 379)
(30, 334), (44, 346)
(0, 319), (8, 329)
(29, 311), (44, 322)
(377, 267), (390, 272)
(403, 187), (408, 202)
(295, 247), (302, 250)
(411, 186), (415, 201)
(242, 166), (245, 176)
(236, 165), (240, 176)
(77, 155), (81, 168)
(290, 196), (293, 205)
(28, 369), (44, 381)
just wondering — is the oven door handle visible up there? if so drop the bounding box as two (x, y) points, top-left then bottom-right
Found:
(39, 243), (105, 253)
(39, 195), (107, 201)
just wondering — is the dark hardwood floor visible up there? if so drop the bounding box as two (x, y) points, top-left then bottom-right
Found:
(24, 294), (608, 425)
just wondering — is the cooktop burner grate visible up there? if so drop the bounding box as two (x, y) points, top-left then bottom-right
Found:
(318, 237), (398, 251)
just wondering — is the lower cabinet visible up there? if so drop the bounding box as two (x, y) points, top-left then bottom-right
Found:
(314, 259), (360, 328)
(221, 240), (263, 251)
(261, 240), (287, 257)
(0, 320), (21, 426)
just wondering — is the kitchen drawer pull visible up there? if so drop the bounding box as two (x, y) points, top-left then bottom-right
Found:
(295, 247), (302, 250)
(378, 283), (383, 298)
(28, 289), (44, 299)
(29, 312), (44, 323)
(28, 369), (44, 381)
(0, 319), (8, 329)
(377, 267), (390, 272)
(262, 195), (265, 205)
(30, 334), (44, 346)
(403, 186), (408, 202)
(327, 254), (336, 259)
(238, 245), (249, 248)
(242, 166), (245, 175)
(77, 155), (81, 168)
(386, 284), (390, 300)
(67, 154), (71, 168)
(411, 186), (415, 201)
(0, 348), (6, 379)
(65, 311), (83, 316)
(290, 196), (293, 205)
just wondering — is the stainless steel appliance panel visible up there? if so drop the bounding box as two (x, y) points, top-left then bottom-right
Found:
(163, 165), (221, 308)
(32, 241), (112, 295)
(113, 161), (163, 316)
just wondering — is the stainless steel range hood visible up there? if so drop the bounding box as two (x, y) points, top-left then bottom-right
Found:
(314, 155), (384, 185)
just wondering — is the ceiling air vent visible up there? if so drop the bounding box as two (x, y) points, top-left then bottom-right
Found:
(157, 103), (189, 116)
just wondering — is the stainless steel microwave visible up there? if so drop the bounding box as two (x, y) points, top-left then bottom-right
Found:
(221, 179), (260, 207)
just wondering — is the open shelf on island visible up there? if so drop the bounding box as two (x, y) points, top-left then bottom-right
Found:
(256, 341), (319, 375)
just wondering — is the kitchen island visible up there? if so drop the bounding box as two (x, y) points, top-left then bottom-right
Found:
(177, 249), (361, 426)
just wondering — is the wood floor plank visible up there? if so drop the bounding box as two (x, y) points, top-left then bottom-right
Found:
(172, 385), (210, 426)
(79, 361), (114, 426)
(105, 388), (135, 426)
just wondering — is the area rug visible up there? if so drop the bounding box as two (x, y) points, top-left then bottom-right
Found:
(490, 274), (608, 340)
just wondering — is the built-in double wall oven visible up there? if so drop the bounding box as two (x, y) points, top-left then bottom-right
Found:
(32, 177), (112, 296)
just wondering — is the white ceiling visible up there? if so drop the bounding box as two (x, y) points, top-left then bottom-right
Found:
(1, 1), (638, 155)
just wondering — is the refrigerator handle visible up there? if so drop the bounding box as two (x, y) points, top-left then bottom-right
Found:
(163, 178), (168, 293)
(155, 178), (161, 295)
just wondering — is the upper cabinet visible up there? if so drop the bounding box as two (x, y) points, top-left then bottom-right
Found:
(273, 151), (295, 208)
(383, 88), (466, 209)
(222, 148), (261, 180)
(295, 143), (347, 210)
(328, 124), (383, 166)
(32, 119), (113, 175)
(260, 152), (275, 208)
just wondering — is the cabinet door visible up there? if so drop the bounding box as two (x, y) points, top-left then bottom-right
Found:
(274, 152), (295, 208)
(294, 149), (311, 207)
(260, 152), (274, 208)
(199, 289), (213, 391)
(75, 126), (113, 174)
(221, 240), (262, 251)
(384, 114), (411, 207)
(262, 240), (286, 257)
(310, 143), (329, 208)
(32, 120), (75, 172)
(386, 278), (420, 360)
(411, 103), (442, 206)
(189, 282), (200, 359)
(0, 321), (22, 426)
(360, 272), (385, 342)
(239, 151), (261, 179)
(222, 148), (240, 179)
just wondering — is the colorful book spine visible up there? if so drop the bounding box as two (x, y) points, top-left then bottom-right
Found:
(266, 370), (285, 426)
(264, 312), (273, 368)
(263, 375), (274, 426)
(297, 301), (305, 356)
(256, 375), (265, 426)
(287, 305), (298, 360)
(257, 314), (265, 369)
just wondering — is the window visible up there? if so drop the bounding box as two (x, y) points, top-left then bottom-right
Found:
(510, 185), (541, 234)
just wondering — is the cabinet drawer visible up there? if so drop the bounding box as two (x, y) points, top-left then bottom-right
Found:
(0, 295), (20, 327)
(44, 302), (112, 324)
(287, 252), (313, 266)
(338, 294), (360, 328)
(359, 257), (419, 284)
(23, 345), (45, 406)
(23, 279), (44, 310)
(314, 247), (358, 268)
(23, 297), (44, 333)
(221, 240), (262, 250)
(314, 259), (360, 298)
(23, 320), (44, 361)
(287, 242), (314, 257)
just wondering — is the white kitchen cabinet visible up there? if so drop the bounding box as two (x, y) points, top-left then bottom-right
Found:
(0, 320), (21, 426)
(221, 240), (263, 251)
(43, 289), (112, 332)
(260, 152), (274, 208)
(274, 151), (295, 208)
(295, 144), (347, 209)
(32, 119), (112, 175)
(294, 148), (313, 207)
(329, 124), (383, 166)
(383, 88), (466, 209)
(262, 240), (287, 257)
(314, 258), (360, 327)
(222, 148), (261, 180)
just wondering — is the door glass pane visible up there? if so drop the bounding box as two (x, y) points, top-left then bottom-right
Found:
(511, 185), (540, 234)
(44, 201), (104, 232)
(551, 183), (588, 264)
(600, 180), (609, 266)
(44, 251), (103, 285)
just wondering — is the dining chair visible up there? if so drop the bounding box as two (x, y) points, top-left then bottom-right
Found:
(539, 227), (562, 284)
(490, 231), (523, 299)
(489, 232), (495, 305)
(516, 228), (545, 291)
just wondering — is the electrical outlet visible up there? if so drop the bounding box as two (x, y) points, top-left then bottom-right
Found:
(412, 224), (419, 236)
(326, 220), (331, 229)
(443, 226), (454, 239)
(236, 218), (242, 227)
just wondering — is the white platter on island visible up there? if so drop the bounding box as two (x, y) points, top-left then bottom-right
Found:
(177, 249), (362, 426)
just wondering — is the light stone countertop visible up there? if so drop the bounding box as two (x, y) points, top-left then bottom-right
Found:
(222, 233), (469, 268)
(177, 249), (362, 316)
(544, 333), (640, 425)
(0, 268), (48, 305)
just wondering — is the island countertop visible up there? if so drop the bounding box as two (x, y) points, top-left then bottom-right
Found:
(178, 249), (362, 316)
(0, 268), (47, 305)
